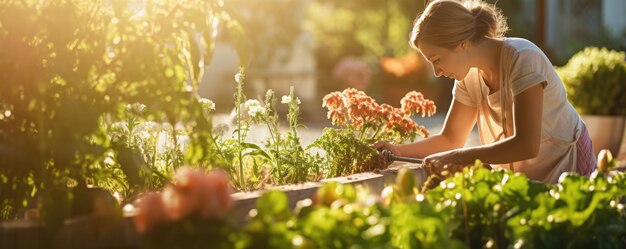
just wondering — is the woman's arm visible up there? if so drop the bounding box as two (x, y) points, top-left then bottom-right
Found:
(429, 83), (544, 165)
(375, 98), (477, 158)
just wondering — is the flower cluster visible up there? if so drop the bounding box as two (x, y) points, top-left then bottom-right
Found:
(400, 91), (436, 117)
(127, 102), (147, 114)
(281, 95), (301, 105)
(134, 167), (233, 233)
(241, 93), (300, 124)
(322, 88), (436, 143)
(244, 99), (267, 119)
(199, 98), (216, 111)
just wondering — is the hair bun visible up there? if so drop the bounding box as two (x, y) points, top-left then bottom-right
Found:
(464, 1), (507, 40)
(408, 0), (508, 49)
(470, 6), (483, 17)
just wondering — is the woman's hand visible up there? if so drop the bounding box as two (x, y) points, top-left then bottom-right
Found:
(373, 141), (399, 165)
(423, 150), (467, 176)
(373, 141), (399, 155)
(424, 150), (463, 165)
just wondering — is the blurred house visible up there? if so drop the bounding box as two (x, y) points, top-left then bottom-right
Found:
(545, 0), (626, 64)
(199, 0), (318, 119)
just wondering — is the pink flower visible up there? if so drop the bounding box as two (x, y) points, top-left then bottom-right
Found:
(333, 57), (372, 90)
(161, 183), (198, 221)
(134, 167), (234, 233)
(198, 170), (233, 219)
(135, 192), (168, 233)
(159, 167), (206, 220)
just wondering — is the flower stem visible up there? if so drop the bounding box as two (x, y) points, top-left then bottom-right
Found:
(235, 68), (246, 189)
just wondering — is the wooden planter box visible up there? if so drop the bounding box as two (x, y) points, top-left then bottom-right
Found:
(1, 163), (425, 249)
(381, 162), (425, 187)
(231, 171), (386, 226)
(230, 162), (423, 225)
(1, 221), (47, 249)
(230, 181), (322, 226)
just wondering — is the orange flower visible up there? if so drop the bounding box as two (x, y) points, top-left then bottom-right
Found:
(349, 101), (370, 121)
(417, 124), (429, 137)
(380, 52), (424, 77)
(321, 88), (433, 142)
(328, 109), (347, 126)
(369, 104), (384, 121)
(400, 91), (436, 117)
(322, 91), (345, 110)
(342, 88), (364, 100)
(399, 117), (417, 133)
(353, 117), (364, 128)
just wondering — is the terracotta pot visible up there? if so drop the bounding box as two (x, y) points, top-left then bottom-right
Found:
(581, 114), (626, 155)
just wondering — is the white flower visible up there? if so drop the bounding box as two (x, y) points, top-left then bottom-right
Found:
(110, 121), (129, 133)
(127, 102), (146, 113)
(199, 98), (216, 110)
(234, 73), (244, 84)
(281, 95), (301, 104)
(136, 121), (162, 134)
(244, 99), (261, 108)
(248, 105), (267, 117)
(137, 130), (151, 141)
(103, 156), (115, 165)
(243, 99), (267, 120)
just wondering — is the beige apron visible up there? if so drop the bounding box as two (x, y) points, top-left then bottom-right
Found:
(467, 45), (582, 184)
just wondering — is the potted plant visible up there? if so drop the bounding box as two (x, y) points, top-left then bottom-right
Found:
(557, 47), (626, 155)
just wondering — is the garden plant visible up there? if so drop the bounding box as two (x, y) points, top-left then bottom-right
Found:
(3, 1), (626, 249)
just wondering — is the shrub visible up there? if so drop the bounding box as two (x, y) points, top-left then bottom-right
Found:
(557, 47), (626, 115)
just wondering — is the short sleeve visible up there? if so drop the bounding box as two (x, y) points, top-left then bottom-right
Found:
(452, 79), (478, 107)
(509, 50), (548, 96)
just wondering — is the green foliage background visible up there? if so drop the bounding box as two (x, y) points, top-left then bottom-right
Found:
(0, 0), (247, 221)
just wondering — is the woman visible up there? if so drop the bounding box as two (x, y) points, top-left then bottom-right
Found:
(374, 0), (595, 183)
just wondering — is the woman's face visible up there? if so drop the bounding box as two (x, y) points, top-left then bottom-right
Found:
(418, 41), (471, 81)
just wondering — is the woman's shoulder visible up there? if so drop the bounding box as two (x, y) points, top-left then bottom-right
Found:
(503, 37), (545, 56)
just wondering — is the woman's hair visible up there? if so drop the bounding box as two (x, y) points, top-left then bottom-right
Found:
(409, 0), (508, 49)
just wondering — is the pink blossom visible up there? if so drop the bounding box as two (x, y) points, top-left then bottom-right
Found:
(135, 192), (168, 233)
(333, 57), (372, 90)
(134, 167), (234, 233)
(199, 170), (233, 219)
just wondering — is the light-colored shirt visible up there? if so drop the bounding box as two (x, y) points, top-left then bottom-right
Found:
(453, 37), (583, 183)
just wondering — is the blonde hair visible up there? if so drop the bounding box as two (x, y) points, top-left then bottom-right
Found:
(409, 0), (509, 49)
